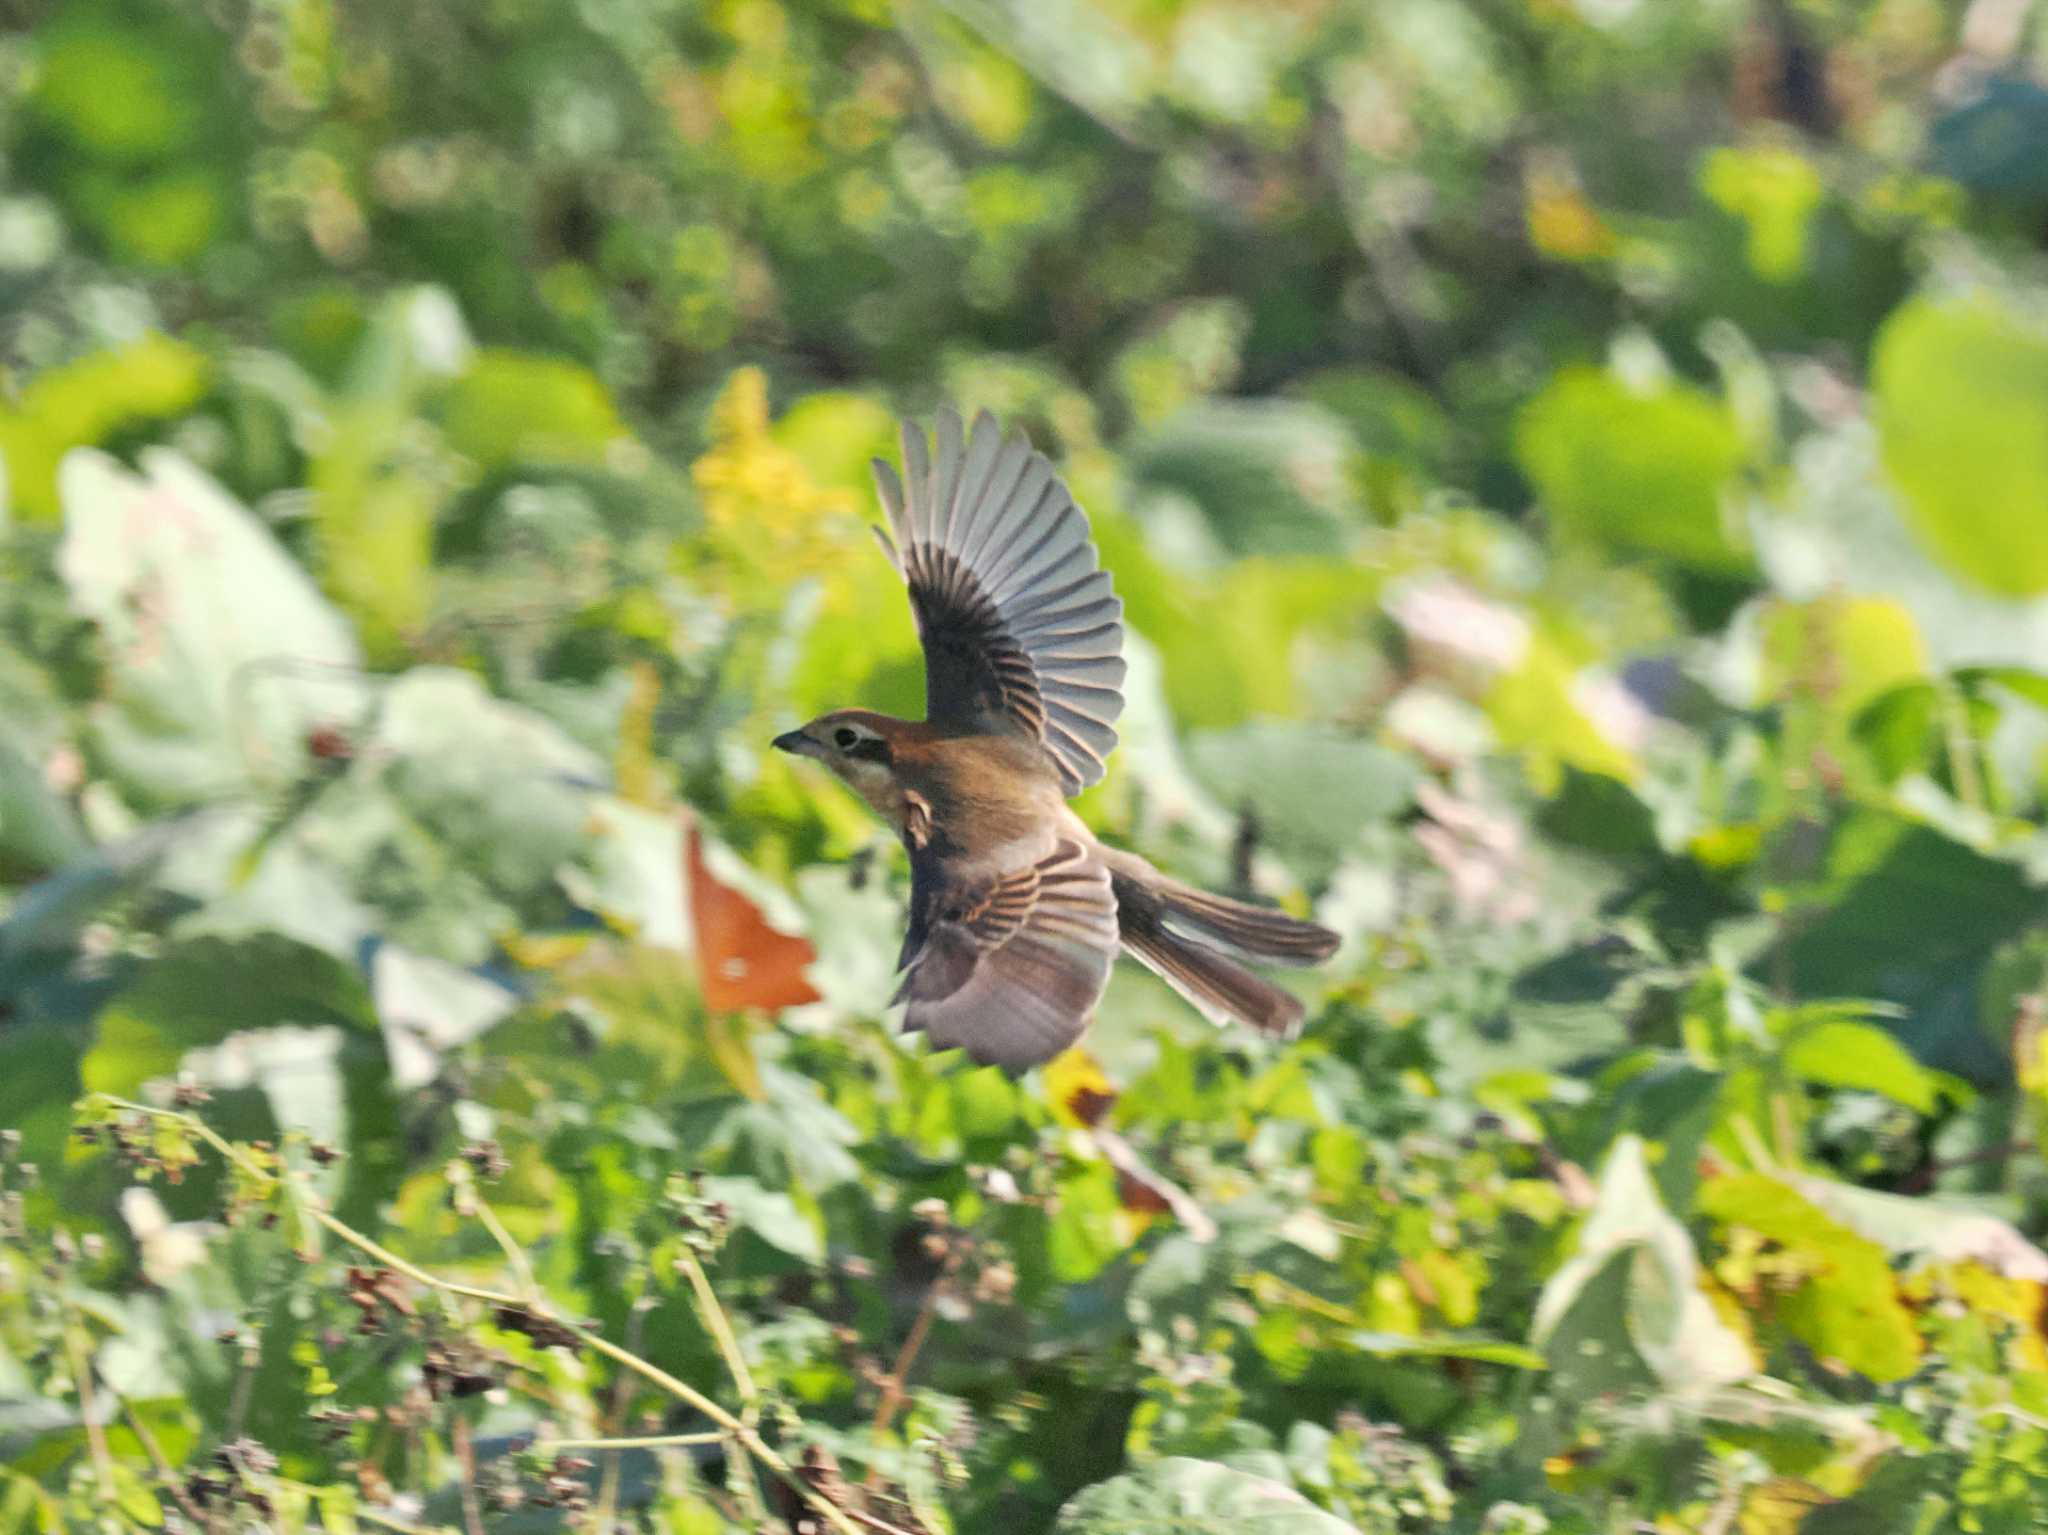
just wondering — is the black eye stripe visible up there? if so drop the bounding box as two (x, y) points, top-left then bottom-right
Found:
(846, 738), (892, 765)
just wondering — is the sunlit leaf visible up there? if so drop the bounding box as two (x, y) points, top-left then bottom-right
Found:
(80, 933), (377, 1099)
(1701, 1172), (1924, 1382)
(439, 349), (626, 469)
(0, 335), (208, 523)
(1515, 367), (1749, 573)
(1780, 1017), (1950, 1114)
(1789, 1173), (2048, 1282)
(699, 1172), (821, 1264)
(1873, 293), (2048, 597)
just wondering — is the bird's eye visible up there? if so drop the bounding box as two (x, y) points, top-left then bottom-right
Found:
(834, 727), (859, 749)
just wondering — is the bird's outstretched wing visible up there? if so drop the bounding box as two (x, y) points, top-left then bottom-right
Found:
(872, 410), (1125, 796)
(894, 838), (1118, 1071)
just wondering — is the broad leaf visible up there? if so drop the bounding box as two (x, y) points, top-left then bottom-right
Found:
(1531, 1135), (1752, 1394)
(57, 449), (363, 808)
(1515, 367), (1748, 573)
(1873, 294), (2048, 598)
(1056, 1457), (1362, 1534)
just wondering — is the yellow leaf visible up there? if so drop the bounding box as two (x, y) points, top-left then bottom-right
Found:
(1525, 159), (1616, 262)
(0, 334), (208, 521)
(1044, 1047), (1118, 1129)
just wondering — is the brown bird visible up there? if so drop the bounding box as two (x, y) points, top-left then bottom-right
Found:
(773, 409), (1338, 1071)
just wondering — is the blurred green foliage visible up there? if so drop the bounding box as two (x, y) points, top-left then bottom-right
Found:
(9, 0), (2048, 1531)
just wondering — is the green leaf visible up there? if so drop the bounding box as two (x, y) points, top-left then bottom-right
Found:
(1698, 1173), (1923, 1382)
(1956, 665), (2048, 712)
(1788, 1173), (2048, 1281)
(439, 349), (626, 469)
(80, 933), (377, 1099)
(1778, 817), (2046, 1077)
(371, 666), (606, 901)
(1056, 1457), (1362, 1534)
(699, 1173), (822, 1264)
(1128, 401), (1361, 557)
(1850, 681), (1939, 783)
(0, 736), (88, 875)
(1759, 596), (1928, 719)
(0, 334), (208, 523)
(1781, 1018), (1949, 1113)
(1531, 1135), (1752, 1394)
(369, 942), (517, 1092)
(1514, 366), (1749, 573)
(1485, 635), (1642, 788)
(1339, 1332), (1546, 1369)
(301, 288), (473, 659)
(314, 1485), (359, 1535)
(1184, 723), (1416, 881)
(58, 449), (364, 809)
(1700, 144), (1824, 283)
(1523, 368), (1744, 577)
(1873, 294), (2048, 597)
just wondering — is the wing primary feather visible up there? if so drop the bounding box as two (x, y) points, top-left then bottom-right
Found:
(869, 520), (901, 571)
(900, 420), (931, 543)
(930, 407), (965, 547)
(1040, 654), (1126, 688)
(957, 434), (1034, 570)
(955, 429), (1031, 566)
(1006, 586), (1115, 639)
(1009, 536), (1100, 593)
(974, 480), (1069, 593)
(872, 456), (906, 528)
(1032, 622), (1125, 656)
(1049, 704), (1121, 749)
(950, 410), (1003, 550)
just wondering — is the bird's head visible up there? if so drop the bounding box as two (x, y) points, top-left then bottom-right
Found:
(771, 710), (902, 801)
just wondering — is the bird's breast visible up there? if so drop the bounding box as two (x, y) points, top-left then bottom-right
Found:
(903, 734), (1067, 861)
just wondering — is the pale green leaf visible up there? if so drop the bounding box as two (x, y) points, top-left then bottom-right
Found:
(1515, 367), (1748, 573)
(1874, 294), (2048, 598)
(1056, 1457), (1362, 1534)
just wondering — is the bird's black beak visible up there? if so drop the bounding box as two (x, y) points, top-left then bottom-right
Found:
(771, 729), (814, 758)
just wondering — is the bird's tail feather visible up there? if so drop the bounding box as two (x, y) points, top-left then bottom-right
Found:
(1104, 854), (1337, 1038)
(1119, 922), (1308, 1037)
(1101, 852), (1338, 965)
(1145, 882), (1339, 965)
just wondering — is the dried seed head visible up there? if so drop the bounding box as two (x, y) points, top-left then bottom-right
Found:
(461, 1139), (510, 1180)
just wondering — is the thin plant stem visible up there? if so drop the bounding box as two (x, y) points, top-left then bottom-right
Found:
(862, 1243), (964, 1492)
(109, 1374), (208, 1524)
(722, 1428), (770, 1527)
(225, 1334), (260, 1443)
(470, 1191), (540, 1303)
(437, 1413), (482, 1535)
(677, 1246), (758, 1415)
(538, 1431), (726, 1452)
(1940, 680), (1986, 815)
(591, 1298), (651, 1534)
(91, 1096), (870, 1535)
(62, 1319), (117, 1506)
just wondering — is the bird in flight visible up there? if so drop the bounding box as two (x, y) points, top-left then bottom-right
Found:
(774, 409), (1338, 1071)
